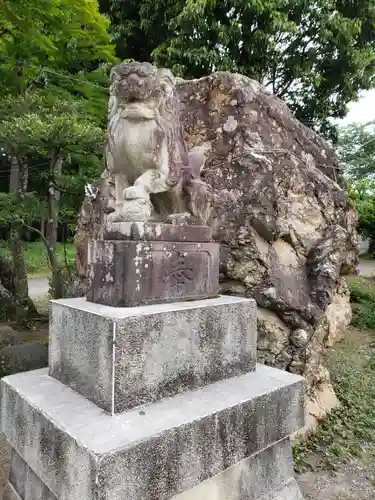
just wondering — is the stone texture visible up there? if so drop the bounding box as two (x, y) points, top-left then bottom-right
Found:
(87, 239), (219, 307)
(262, 478), (304, 500)
(103, 221), (213, 242)
(323, 277), (352, 348)
(75, 70), (357, 425)
(0, 365), (304, 500)
(172, 438), (298, 500)
(8, 450), (57, 500)
(175, 72), (358, 424)
(49, 296), (257, 413)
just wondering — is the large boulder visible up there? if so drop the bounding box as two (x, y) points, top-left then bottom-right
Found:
(176, 72), (358, 429)
(76, 71), (358, 430)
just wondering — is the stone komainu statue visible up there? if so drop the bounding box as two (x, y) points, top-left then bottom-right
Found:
(105, 61), (214, 224)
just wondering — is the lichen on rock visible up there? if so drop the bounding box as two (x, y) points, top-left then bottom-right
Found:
(77, 69), (358, 430)
(177, 72), (358, 429)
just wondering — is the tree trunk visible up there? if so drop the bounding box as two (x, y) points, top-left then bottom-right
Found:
(9, 156), (20, 193)
(368, 237), (375, 256)
(46, 155), (63, 299)
(9, 159), (37, 324)
(10, 225), (31, 323)
(40, 218), (46, 237)
(0, 256), (38, 321)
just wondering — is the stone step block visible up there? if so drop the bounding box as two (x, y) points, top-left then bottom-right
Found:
(0, 365), (305, 500)
(49, 296), (257, 413)
(5, 442), (303, 500)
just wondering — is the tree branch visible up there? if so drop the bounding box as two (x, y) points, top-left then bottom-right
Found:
(19, 220), (55, 271)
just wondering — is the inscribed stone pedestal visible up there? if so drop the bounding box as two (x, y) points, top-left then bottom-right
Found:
(87, 239), (219, 307)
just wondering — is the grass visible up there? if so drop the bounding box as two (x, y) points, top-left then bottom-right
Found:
(347, 276), (375, 330)
(0, 240), (75, 278)
(358, 252), (373, 260)
(293, 276), (375, 473)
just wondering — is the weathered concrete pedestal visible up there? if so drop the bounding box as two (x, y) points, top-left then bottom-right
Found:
(0, 222), (305, 500)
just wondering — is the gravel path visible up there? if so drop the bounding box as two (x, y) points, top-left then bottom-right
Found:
(297, 454), (375, 500)
(28, 277), (49, 299)
(358, 259), (375, 278)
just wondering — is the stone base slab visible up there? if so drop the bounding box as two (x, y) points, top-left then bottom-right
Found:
(173, 438), (303, 500)
(5, 449), (57, 500)
(49, 296), (257, 413)
(4, 440), (303, 500)
(103, 221), (213, 242)
(0, 365), (305, 500)
(87, 239), (219, 307)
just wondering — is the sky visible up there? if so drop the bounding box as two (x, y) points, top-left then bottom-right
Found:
(340, 88), (375, 126)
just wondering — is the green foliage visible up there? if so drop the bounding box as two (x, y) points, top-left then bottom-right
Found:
(2, 112), (104, 158)
(0, 88), (105, 233)
(104, 0), (375, 138)
(338, 123), (375, 244)
(0, 0), (115, 95)
(0, 192), (46, 226)
(347, 179), (375, 241)
(0, 241), (75, 277)
(101, 0), (180, 63)
(338, 122), (375, 179)
(0, 90), (105, 157)
(0, 0), (116, 237)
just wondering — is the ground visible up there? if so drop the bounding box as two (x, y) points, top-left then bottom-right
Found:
(358, 259), (375, 278)
(296, 324), (375, 499)
(28, 276), (49, 299)
(1, 256), (375, 498)
(298, 460), (375, 500)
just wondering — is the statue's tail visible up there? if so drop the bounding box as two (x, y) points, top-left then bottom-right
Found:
(183, 176), (214, 225)
(182, 142), (236, 225)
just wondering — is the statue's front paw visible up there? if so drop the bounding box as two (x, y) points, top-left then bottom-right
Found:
(122, 199), (153, 221)
(167, 213), (192, 225)
(107, 211), (125, 223)
(124, 185), (149, 200)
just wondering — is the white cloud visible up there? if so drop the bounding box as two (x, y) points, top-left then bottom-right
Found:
(339, 88), (375, 126)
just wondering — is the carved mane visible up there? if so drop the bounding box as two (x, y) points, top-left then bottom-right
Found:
(106, 64), (188, 183)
